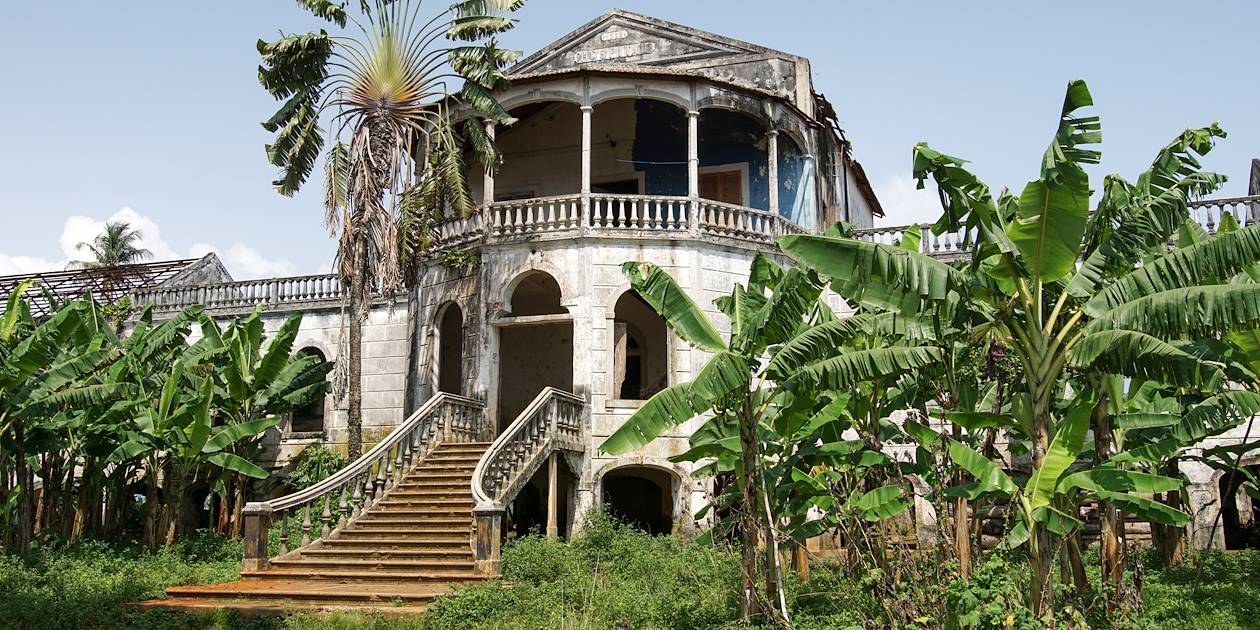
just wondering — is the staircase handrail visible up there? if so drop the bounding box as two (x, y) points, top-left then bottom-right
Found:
(471, 387), (584, 507)
(240, 392), (485, 570)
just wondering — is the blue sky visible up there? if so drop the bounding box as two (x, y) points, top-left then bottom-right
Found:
(2, 1), (1256, 278)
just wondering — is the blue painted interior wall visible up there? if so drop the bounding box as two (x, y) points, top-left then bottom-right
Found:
(626, 100), (814, 227)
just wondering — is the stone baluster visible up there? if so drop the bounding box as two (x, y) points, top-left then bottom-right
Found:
(278, 511), (289, 555)
(320, 495), (332, 538)
(300, 504), (312, 547)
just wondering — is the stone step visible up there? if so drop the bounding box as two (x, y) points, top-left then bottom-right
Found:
(300, 548), (472, 561)
(318, 535), (469, 549)
(338, 524), (471, 537)
(417, 455), (483, 465)
(158, 578), (451, 608)
(243, 568), (484, 583)
(271, 557), (476, 572)
(376, 495), (473, 506)
(393, 478), (472, 488)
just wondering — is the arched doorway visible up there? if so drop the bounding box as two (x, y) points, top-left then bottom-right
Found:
(437, 303), (464, 395)
(496, 271), (573, 432)
(612, 290), (668, 400)
(601, 465), (677, 535)
(291, 347), (327, 434)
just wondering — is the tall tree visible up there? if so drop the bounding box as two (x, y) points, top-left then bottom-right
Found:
(71, 220), (153, 269)
(258, 0), (522, 459)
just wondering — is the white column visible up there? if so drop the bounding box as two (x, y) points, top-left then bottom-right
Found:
(767, 129), (779, 216)
(482, 119), (496, 205)
(687, 110), (699, 198)
(581, 105), (593, 195)
(546, 452), (559, 539)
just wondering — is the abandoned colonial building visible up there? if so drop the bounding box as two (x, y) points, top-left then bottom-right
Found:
(6, 8), (1258, 606)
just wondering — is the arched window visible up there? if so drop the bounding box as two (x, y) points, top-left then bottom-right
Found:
(612, 291), (667, 399)
(438, 303), (464, 395)
(290, 347), (327, 434)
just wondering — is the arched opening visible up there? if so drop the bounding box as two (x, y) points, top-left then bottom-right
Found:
(601, 465), (677, 535)
(589, 97), (688, 197)
(488, 101), (583, 200)
(437, 303), (464, 395)
(509, 271), (567, 316)
(1220, 463), (1260, 549)
(290, 347), (327, 434)
(506, 456), (576, 540)
(698, 107), (770, 210)
(497, 271), (573, 432)
(612, 291), (668, 400)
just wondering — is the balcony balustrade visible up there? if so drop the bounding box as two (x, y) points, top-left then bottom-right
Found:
(854, 195), (1260, 259)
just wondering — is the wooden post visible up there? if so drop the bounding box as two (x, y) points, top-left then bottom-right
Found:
(546, 452), (559, 539)
(241, 502), (272, 571)
(473, 503), (505, 574)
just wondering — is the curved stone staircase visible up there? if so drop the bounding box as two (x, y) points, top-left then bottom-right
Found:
(152, 442), (490, 613)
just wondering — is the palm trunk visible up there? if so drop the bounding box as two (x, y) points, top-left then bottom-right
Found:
(347, 239), (366, 462)
(13, 423), (31, 554)
(1028, 401), (1054, 614)
(1153, 458), (1185, 566)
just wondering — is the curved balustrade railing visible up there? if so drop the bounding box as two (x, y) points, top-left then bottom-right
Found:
(698, 199), (803, 244)
(240, 392), (485, 570)
(1189, 195), (1260, 234)
(428, 194), (804, 255)
(471, 387), (584, 507)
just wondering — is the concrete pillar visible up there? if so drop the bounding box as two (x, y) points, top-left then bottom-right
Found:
(240, 502), (273, 571)
(581, 105), (593, 195)
(687, 110), (699, 198)
(546, 452), (559, 539)
(767, 129), (779, 216)
(473, 502), (505, 574)
(482, 119), (496, 205)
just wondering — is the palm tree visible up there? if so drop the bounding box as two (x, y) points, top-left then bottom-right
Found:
(258, 0), (522, 459)
(71, 220), (152, 269)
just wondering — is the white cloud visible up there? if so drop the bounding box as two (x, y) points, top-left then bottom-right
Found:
(874, 173), (944, 228)
(2, 207), (299, 280)
(0, 254), (61, 276)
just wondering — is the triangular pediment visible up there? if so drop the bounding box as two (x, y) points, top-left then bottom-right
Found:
(511, 10), (772, 76)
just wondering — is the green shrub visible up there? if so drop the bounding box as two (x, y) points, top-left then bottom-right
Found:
(287, 445), (348, 490)
(945, 554), (1044, 630)
(426, 509), (741, 630)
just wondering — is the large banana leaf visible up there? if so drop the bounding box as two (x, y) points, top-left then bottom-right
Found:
(948, 440), (1017, 496)
(206, 417), (283, 453)
(765, 314), (874, 379)
(206, 451), (270, 479)
(1085, 223), (1260, 316)
(1086, 284), (1260, 339)
(1095, 490), (1189, 526)
(1058, 468), (1183, 494)
(1069, 329), (1226, 390)
(622, 262), (725, 353)
(599, 352), (748, 455)
(778, 235), (964, 317)
(850, 484), (911, 521)
(794, 346), (943, 390)
(1007, 80), (1099, 282)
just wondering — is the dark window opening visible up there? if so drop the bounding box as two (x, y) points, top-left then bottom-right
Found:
(602, 466), (675, 535)
(613, 291), (667, 399)
(291, 347), (327, 433)
(438, 303), (464, 395)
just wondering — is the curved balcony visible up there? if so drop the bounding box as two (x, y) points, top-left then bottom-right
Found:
(429, 193), (806, 255)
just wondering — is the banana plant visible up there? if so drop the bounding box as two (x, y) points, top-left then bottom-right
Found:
(599, 255), (940, 625)
(781, 79), (1252, 612)
(109, 361), (279, 546)
(189, 308), (331, 533)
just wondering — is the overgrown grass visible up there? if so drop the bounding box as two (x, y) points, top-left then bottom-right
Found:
(2, 518), (1258, 629)
(426, 509), (742, 630)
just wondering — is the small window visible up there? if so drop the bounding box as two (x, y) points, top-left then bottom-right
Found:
(700, 169), (744, 205)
